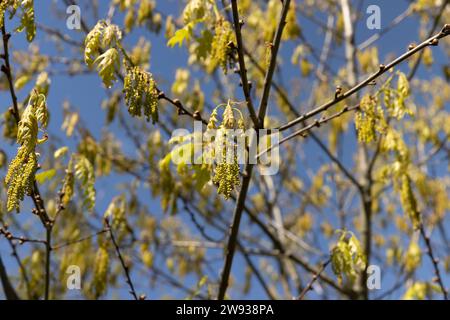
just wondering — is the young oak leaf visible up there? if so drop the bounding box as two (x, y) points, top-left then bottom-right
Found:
(16, 0), (36, 42)
(74, 155), (96, 211)
(331, 231), (366, 284)
(167, 21), (198, 47)
(93, 48), (120, 88)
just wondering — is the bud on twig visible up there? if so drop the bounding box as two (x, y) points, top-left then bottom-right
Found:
(193, 110), (202, 121)
(429, 38), (439, 46)
(335, 86), (342, 99)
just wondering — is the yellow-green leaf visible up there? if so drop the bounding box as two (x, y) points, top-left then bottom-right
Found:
(35, 169), (56, 184)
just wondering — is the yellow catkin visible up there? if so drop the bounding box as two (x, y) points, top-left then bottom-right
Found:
(124, 66), (159, 123)
(93, 246), (109, 298)
(5, 92), (48, 212)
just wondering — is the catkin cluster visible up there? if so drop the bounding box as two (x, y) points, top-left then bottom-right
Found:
(400, 174), (421, 229)
(355, 94), (386, 143)
(212, 150), (240, 200)
(5, 92), (48, 212)
(208, 17), (234, 74)
(124, 66), (159, 123)
(93, 245), (109, 298)
(210, 101), (244, 199)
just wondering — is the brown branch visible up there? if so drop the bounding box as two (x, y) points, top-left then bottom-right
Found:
(418, 222), (448, 300)
(256, 0), (291, 125)
(340, 0), (372, 300)
(243, 41), (361, 190)
(217, 0), (292, 300)
(258, 104), (360, 157)
(1, 228), (33, 298)
(256, 24), (450, 168)
(297, 258), (331, 300)
(357, 6), (413, 51)
(249, 248), (354, 297)
(105, 219), (139, 300)
(238, 241), (276, 300)
(51, 229), (109, 251)
(1, 22), (53, 300)
(407, 0), (449, 80)
(0, 255), (20, 300)
(0, 228), (47, 245)
(230, 0), (260, 128)
(276, 24), (450, 133)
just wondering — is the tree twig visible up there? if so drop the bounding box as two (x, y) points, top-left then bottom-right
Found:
(357, 6), (413, 51)
(1, 22), (53, 300)
(0, 255), (20, 300)
(238, 241), (276, 300)
(105, 219), (139, 300)
(51, 229), (109, 251)
(418, 222), (448, 300)
(1, 227), (33, 298)
(275, 24), (450, 133)
(297, 258), (331, 300)
(407, 0), (449, 80)
(257, 104), (360, 158)
(256, 24), (450, 161)
(256, 0), (292, 125)
(217, 0), (292, 300)
(229, 0), (260, 128)
(0, 228), (47, 245)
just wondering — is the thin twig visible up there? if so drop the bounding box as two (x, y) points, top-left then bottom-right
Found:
(276, 24), (450, 133)
(51, 229), (109, 250)
(217, 0), (292, 300)
(297, 258), (331, 300)
(36, 23), (83, 46)
(256, 0), (292, 125)
(1, 228), (33, 298)
(105, 219), (139, 300)
(243, 38), (362, 190)
(256, 25), (450, 159)
(418, 222), (448, 300)
(184, 204), (223, 243)
(258, 104), (360, 157)
(407, 0), (449, 80)
(238, 241), (276, 300)
(44, 227), (52, 300)
(0, 228), (47, 245)
(1, 22), (53, 300)
(230, 0), (260, 128)
(357, 6), (413, 51)
(0, 255), (19, 300)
